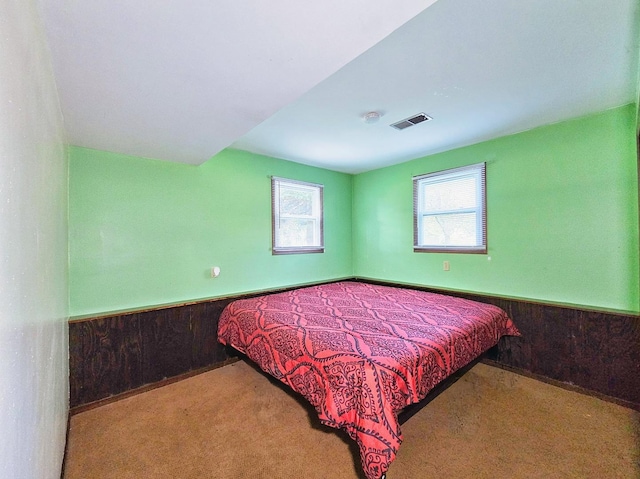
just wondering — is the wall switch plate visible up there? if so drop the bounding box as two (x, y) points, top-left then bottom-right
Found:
(443, 261), (450, 271)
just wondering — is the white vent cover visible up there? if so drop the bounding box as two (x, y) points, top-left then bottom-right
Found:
(391, 113), (432, 130)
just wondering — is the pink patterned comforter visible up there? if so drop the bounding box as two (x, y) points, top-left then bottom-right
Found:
(217, 281), (520, 478)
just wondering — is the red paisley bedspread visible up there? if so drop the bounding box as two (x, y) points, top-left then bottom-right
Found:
(217, 281), (520, 478)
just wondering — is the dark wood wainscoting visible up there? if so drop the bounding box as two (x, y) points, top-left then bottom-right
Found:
(69, 281), (346, 412)
(69, 279), (640, 412)
(360, 278), (640, 410)
(69, 298), (236, 411)
(485, 302), (640, 409)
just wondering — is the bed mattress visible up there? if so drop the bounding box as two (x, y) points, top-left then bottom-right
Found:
(218, 281), (520, 478)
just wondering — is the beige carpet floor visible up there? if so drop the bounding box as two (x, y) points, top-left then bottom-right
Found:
(64, 361), (640, 479)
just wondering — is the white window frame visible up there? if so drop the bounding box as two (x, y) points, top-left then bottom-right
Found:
(272, 177), (324, 255)
(413, 162), (487, 254)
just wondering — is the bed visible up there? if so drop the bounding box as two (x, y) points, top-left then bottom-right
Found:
(217, 281), (520, 478)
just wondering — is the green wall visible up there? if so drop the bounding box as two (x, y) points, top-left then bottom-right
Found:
(70, 104), (639, 315)
(353, 104), (640, 312)
(69, 147), (353, 316)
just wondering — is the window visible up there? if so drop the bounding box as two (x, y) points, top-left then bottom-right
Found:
(413, 163), (486, 253)
(272, 177), (324, 254)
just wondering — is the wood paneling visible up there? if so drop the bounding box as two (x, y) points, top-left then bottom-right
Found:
(190, 300), (233, 369)
(140, 307), (192, 383)
(70, 315), (144, 407)
(485, 302), (638, 407)
(69, 301), (234, 409)
(68, 318), (84, 406)
(356, 279), (639, 408)
(69, 279), (640, 411)
(386, 283), (639, 408)
(68, 284), (310, 409)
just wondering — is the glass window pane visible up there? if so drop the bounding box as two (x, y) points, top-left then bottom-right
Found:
(278, 218), (317, 247)
(280, 186), (313, 215)
(422, 176), (476, 212)
(421, 213), (477, 246)
(272, 177), (324, 254)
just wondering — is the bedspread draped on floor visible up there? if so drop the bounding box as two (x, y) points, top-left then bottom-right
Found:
(218, 281), (520, 479)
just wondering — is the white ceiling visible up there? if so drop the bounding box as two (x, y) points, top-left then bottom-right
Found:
(39, 0), (639, 174)
(37, 0), (436, 166)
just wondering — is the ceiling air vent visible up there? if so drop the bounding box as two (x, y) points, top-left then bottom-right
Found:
(391, 113), (432, 130)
